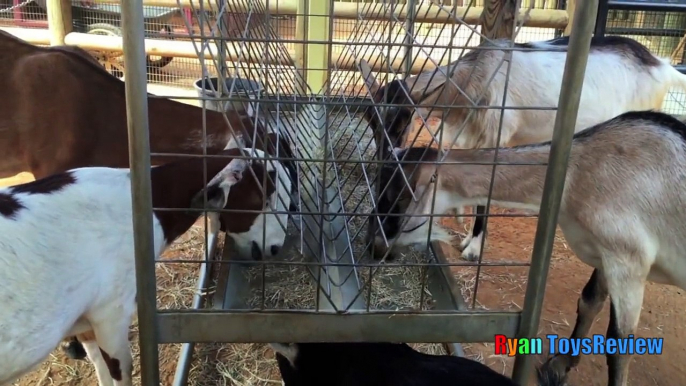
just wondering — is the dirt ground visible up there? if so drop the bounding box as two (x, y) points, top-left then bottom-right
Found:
(445, 209), (686, 386)
(6, 116), (686, 386)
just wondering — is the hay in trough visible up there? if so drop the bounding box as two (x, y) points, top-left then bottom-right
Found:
(182, 114), (447, 384)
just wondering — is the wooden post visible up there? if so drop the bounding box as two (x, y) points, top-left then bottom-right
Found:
(564, 0), (575, 35)
(46, 0), (72, 46)
(479, 0), (517, 41)
(304, 0), (331, 93)
(295, 0), (307, 94)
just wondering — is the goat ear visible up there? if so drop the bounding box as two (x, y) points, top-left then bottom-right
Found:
(269, 343), (299, 366)
(359, 59), (381, 101)
(191, 184), (227, 211)
(404, 69), (448, 104)
(225, 133), (246, 150)
(191, 158), (248, 210)
(392, 147), (405, 160)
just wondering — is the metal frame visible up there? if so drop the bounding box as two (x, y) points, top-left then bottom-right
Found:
(121, 0), (160, 383)
(117, 0), (598, 384)
(595, 0), (686, 73)
(597, 0), (686, 36)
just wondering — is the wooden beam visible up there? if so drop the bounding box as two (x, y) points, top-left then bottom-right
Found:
(87, 0), (567, 29)
(91, 0), (297, 13)
(564, 0), (576, 35)
(335, 2), (566, 28)
(63, 31), (296, 65)
(294, 0), (307, 94)
(479, 0), (518, 42)
(46, 0), (72, 45)
(0, 27), (474, 75)
(1, 27), (51, 45)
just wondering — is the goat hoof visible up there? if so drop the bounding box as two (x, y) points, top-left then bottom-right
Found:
(539, 354), (573, 382)
(62, 340), (88, 360)
(458, 236), (472, 252)
(460, 242), (480, 261)
(537, 359), (570, 386)
(461, 251), (479, 261)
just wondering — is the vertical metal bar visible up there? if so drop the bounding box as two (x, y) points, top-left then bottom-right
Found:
(403, 0), (416, 77)
(218, 0), (228, 98)
(318, 0), (364, 313)
(428, 242), (466, 357)
(121, 0), (160, 384)
(595, 0), (609, 37)
(510, 0), (598, 384)
(172, 231), (219, 386)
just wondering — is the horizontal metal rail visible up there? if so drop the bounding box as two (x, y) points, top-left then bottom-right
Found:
(156, 311), (520, 343)
(608, 0), (686, 12)
(607, 27), (686, 37)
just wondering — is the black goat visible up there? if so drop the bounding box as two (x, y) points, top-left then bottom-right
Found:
(271, 342), (565, 386)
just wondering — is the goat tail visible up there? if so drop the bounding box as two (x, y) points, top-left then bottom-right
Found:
(664, 58), (686, 93)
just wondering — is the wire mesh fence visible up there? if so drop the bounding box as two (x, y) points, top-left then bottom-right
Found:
(135, 0), (586, 383)
(5, 0), (598, 383)
(0, 0), (47, 28)
(0, 0), (565, 93)
(603, 7), (686, 113)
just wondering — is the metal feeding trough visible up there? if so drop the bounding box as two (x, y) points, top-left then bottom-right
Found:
(193, 76), (264, 116)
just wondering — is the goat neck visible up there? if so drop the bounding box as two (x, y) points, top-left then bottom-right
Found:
(150, 148), (249, 244)
(147, 99), (255, 163)
(437, 146), (550, 211)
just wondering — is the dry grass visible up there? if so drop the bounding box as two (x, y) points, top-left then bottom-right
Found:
(11, 219), (217, 386)
(178, 114), (446, 385)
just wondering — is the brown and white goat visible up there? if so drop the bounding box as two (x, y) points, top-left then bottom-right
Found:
(0, 31), (301, 360)
(60, 131), (298, 361)
(0, 31), (303, 254)
(0, 30), (259, 180)
(0, 148), (277, 385)
(374, 110), (686, 386)
(360, 35), (686, 262)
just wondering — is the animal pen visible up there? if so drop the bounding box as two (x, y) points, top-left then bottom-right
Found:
(6, 0), (647, 384)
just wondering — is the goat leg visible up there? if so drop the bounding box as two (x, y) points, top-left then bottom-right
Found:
(459, 206), (487, 261)
(539, 268), (608, 379)
(603, 261), (645, 386)
(81, 340), (116, 386)
(62, 336), (88, 360)
(606, 300), (629, 386)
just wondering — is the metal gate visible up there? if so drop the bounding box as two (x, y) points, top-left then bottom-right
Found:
(117, 0), (599, 384)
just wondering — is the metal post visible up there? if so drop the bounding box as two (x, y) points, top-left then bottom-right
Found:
(218, 0), (228, 99)
(510, 0), (598, 384)
(595, 0), (609, 37)
(172, 232), (220, 386)
(404, 0), (416, 78)
(121, 0), (160, 384)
